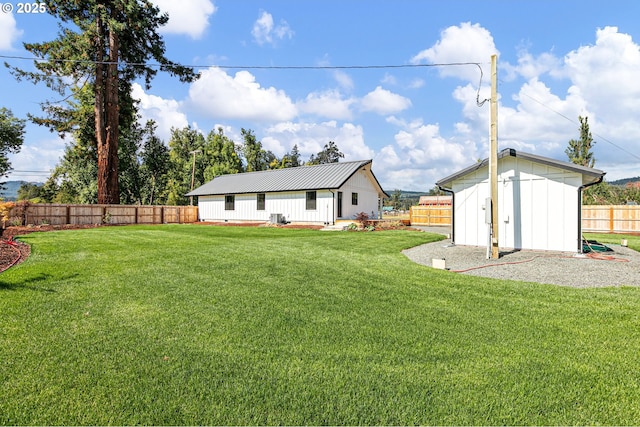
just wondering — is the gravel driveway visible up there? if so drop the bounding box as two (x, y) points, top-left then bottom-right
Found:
(404, 227), (640, 288)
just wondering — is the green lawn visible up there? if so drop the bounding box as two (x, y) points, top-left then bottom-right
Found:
(2, 225), (640, 425)
(584, 232), (640, 252)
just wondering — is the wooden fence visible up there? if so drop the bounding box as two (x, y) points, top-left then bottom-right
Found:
(582, 205), (640, 234)
(410, 204), (640, 234)
(8, 203), (198, 226)
(409, 204), (452, 226)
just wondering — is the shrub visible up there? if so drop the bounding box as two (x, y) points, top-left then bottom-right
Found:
(0, 200), (15, 229)
(376, 220), (405, 230)
(354, 211), (371, 228)
(14, 200), (30, 226)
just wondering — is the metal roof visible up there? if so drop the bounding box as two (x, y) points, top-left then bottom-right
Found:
(186, 160), (389, 197)
(436, 148), (606, 188)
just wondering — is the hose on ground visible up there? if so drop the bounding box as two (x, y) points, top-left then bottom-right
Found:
(0, 239), (23, 273)
(451, 239), (629, 274)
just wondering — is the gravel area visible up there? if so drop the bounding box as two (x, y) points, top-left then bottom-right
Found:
(404, 227), (640, 288)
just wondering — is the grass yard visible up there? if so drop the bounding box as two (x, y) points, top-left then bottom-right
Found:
(2, 225), (640, 425)
(584, 232), (640, 252)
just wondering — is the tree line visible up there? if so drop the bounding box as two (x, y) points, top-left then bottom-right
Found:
(17, 120), (345, 205)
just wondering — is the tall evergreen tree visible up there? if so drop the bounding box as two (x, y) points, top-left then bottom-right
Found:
(565, 116), (596, 167)
(203, 128), (243, 181)
(139, 121), (170, 205)
(164, 126), (205, 205)
(0, 107), (25, 185)
(308, 141), (344, 165)
(241, 128), (270, 172)
(277, 144), (302, 168)
(7, 0), (197, 204)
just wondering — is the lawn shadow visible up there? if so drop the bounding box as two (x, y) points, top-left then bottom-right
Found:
(0, 273), (62, 293)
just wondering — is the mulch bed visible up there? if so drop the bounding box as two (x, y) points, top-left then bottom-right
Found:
(0, 240), (30, 273)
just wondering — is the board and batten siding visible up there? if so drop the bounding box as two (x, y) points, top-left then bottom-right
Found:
(337, 169), (382, 220)
(197, 169), (384, 224)
(198, 190), (336, 224)
(452, 156), (583, 252)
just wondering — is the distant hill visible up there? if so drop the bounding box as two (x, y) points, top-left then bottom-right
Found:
(0, 180), (42, 201)
(609, 177), (640, 187)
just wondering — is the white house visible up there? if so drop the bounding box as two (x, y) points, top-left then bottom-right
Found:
(186, 160), (388, 225)
(436, 148), (605, 253)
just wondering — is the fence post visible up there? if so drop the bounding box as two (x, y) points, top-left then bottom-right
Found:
(610, 206), (614, 233)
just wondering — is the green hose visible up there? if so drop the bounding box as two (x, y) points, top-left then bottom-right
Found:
(582, 239), (613, 253)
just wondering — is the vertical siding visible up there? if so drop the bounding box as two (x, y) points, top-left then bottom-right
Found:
(453, 169), (488, 247)
(451, 157), (582, 252)
(197, 190), (335, 224)
(338, 170), (382, 220)
(197, 169), (383, 224)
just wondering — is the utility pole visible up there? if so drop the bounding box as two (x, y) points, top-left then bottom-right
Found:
(189, 149), (201, 206)
(489, 54), (499, 259)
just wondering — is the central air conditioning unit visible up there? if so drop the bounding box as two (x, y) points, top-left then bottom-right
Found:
(269, 213), (285, 224)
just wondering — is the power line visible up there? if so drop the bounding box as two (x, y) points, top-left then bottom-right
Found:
(2, 53), (491, 112)
(7, 51), (635, 162)
(519, 91), (640, 162)
(0, 54), (486, 71)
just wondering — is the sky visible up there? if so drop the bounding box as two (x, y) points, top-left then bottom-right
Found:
(1, 0), (640, 192)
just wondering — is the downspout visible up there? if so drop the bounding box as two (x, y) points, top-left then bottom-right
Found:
(438, 186), (455, 243)
(329, 190), (335, 225)
(577, 175), (604, 253)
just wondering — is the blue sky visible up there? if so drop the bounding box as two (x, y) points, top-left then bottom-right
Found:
(1, 0), (639, 191)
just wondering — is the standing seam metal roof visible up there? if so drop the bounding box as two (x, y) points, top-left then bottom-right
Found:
(186, 160), (387, 196)
(436, 148), (606, 188)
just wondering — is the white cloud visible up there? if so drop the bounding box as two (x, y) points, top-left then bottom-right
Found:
(360, 86), (412, 115)
(513, 51), (560, 81)
(188, 68), (297, 122)
(559, 27), (640, 168)
(7, 136), (66, 183)
(563, 27), (640, 122)
(263, 121), (374, 161)
(252, 10), (293, 46)
(482, 26), (640, 173)
(131, 83), (189, 141)
(298, 90), (355, 120)
(411, 22), (497, 82)
(151, 0), (216, 39)
(333, 70), (354, 91)
(0, 12), (23, 51)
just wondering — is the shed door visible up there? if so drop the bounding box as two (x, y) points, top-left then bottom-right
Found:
(337, 191), (343, 217)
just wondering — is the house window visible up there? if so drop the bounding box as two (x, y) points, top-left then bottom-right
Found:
(352, 192), (358, 205)
(306, 191), (317, 210)
(225, 195), (235, 210)
(257, 193), (265, 210)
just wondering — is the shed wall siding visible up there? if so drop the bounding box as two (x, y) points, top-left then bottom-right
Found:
(452, 157), (582, 252)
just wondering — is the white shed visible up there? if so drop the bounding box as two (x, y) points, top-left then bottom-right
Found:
(186, 160), (388, 225)
(436, 148), (605, 252)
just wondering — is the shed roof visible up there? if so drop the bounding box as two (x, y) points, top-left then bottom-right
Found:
(436, 148), (606, 189)
(186, 159), (389, 197)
